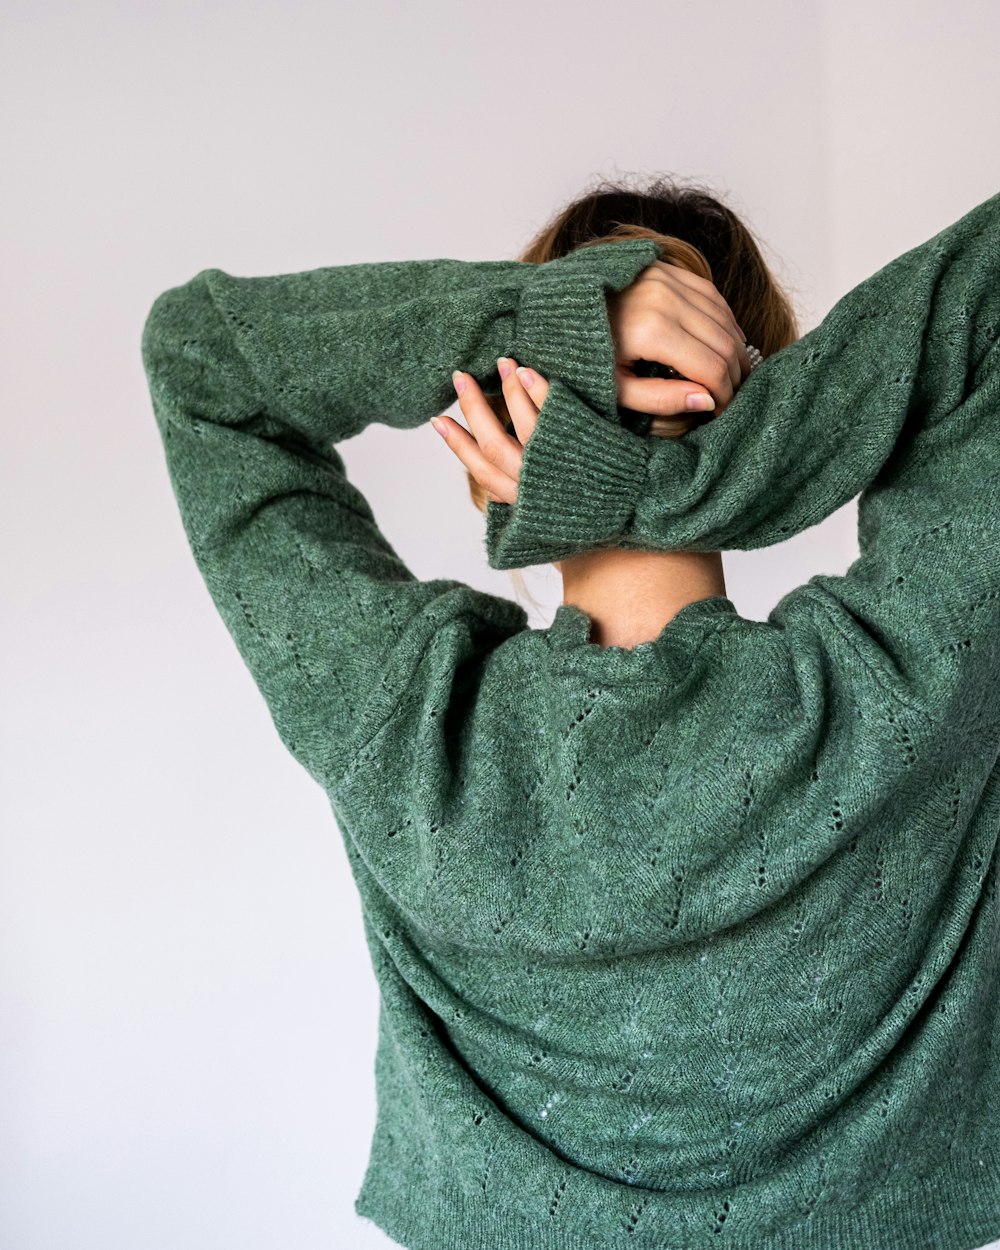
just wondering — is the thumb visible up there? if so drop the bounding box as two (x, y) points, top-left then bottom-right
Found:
(615, 374), (717, 418)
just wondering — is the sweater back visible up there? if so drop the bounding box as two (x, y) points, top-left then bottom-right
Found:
(140, 193), (1000, 1249)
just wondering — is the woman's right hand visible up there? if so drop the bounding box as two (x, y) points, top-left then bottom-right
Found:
(607, 260), (752, 417)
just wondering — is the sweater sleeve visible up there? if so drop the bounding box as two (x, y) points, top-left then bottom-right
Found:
(485, 191), (1000, 720)
(140, 240), (660, 791)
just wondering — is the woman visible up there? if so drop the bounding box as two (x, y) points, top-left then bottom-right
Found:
(141, 177), (1000, 1250)
(432, 182), (787, 649)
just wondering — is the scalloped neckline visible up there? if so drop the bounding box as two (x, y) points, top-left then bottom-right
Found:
(544, 595), (740, 679)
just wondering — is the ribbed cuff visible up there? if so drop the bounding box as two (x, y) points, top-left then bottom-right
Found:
(508, 236), (663, 422)
(487, 237), (663, 570)
(485, 377), (649, 569)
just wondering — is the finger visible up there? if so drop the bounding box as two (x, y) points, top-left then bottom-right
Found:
(615, 371), (718, 419)
(632, 323), (736, 410)
(651, 261), (751, 376)
(653, 260), (748, 347)
(679, 302), (751, 384)
(680, 297), (752, 380)
(432, 413), (521, 505)
(453, 370), (525, 482)
(498, 356), (546, 445)
(508, 362), (549, 432)
(677, 308), (746, 392)
(651, 275), (748, 387)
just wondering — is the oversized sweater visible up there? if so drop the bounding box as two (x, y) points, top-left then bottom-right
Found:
(140, 191), (1000, 1250)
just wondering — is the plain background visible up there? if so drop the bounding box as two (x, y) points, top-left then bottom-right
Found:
(2, 2), (998, 1248)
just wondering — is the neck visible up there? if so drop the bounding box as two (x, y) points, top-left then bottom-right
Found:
(557, 548), (727, 649)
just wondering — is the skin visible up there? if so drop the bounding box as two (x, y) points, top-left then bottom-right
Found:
(432, 259), (751, 649)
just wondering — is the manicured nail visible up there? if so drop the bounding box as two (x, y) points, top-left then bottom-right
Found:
(686, 392), (715, 411)
(497, 357), (512, 380)
(452, 370), (467, 395)
(515, 366), (535, 388)
(430, 417), (448, 438)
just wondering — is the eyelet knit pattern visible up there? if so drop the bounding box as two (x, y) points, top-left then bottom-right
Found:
(141, 195), (1000, 1250)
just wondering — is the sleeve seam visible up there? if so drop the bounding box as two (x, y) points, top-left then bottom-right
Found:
(798, 587), (936, 723)
(200, 268), (269, 403)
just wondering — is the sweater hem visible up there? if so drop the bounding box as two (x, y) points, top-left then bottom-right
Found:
(354, 1141), (1000, 1250)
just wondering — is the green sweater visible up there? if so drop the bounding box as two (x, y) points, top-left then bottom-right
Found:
(141, 192), (1000, 1250)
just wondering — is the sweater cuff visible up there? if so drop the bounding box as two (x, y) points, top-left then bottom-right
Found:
(485, 377), (649, 569)
(508, 236), (663, 422)
(486, 237), (663, 569)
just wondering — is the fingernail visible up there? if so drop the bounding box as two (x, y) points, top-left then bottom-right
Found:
(497, 357), (512, 380)
(452, 370), (467, 395)
(686, 392), (715, 411)
(430, 417), (448, 438)
(515, 366), (535, 388)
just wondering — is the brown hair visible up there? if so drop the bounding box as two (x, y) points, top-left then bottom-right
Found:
(468, 175), (801, 533)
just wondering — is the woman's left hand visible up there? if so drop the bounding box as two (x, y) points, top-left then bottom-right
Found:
(430, 357), (549, 504)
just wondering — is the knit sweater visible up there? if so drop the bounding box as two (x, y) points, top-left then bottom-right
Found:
(140, 192), (1000, 1250)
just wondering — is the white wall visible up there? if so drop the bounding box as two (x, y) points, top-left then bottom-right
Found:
(2, 2), (998, 1247)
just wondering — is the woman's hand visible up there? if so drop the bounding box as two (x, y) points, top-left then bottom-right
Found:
(430, 264), (751, 502)
(608, 260), (751, 416)
(430, 360), (549, 504)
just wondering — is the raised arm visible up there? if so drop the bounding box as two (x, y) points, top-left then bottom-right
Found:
(485, 192), (1000, 719)
(140, 238), (661, 792)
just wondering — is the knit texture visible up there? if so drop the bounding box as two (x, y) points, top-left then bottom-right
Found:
(140, 194), (1000, 1250)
